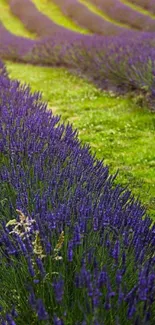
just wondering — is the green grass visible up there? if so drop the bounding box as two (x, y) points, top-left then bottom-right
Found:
(6, 61), (155, 218)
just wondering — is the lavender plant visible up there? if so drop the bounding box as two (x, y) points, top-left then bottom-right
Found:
(0, 60), (8, 77)
(0, 70), (155, 324)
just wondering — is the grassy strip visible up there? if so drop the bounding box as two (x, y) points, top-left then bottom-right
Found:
(0, 0), (35, 37)
(32, 0), (89, 33)
(6, 61), (155, 219)
(79, 0), (132, 29)
(121, 0), (155, 18)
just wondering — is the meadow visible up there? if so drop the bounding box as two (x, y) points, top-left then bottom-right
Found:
(0, 0), (155, 324)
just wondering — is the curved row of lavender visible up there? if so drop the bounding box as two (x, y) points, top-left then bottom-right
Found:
(0, 22), (34, 60)
(0, 64), (155, 324)
(3, 0), (155, 105)
(1, 9), (155, 108)
(86, 0), (155, 31)
(23, 30), (155, 107)
(8, 0), (79, 38)
(1, 16), (155, 107)
(50, 0), (127, 35)
(127, 0), (155, 14)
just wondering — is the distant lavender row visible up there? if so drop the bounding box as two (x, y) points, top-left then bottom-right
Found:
(0, 22), (34, 61)
(51, 0), (127, 35)
(87, 0), (155, 31)
(8, 0), (78, 38)
(21, 30), (155, 103)
(73, 31), (155, 94)
(128, 0), (155, 14)
(1, 20), (155, 102)
(1, 16), (155, 103)
(0, 71), (155, 323)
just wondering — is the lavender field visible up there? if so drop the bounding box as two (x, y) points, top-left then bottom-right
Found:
(0, 0), (155, 324)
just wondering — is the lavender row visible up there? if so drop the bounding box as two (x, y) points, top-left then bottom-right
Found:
(128, 0), (155, 14)
(75, 31), (155, 96)
(1, 18), (155, 103)
(87, 0), (155, 31)
(0, 22), (34, 61)
(51, 0), (127, 35)
(22, 30), (155, 104)
(0, 68), (155, 323)
(0, 21), (155, 104)
(8, 0), (77, 38)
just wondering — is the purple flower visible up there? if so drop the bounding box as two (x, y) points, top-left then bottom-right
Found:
(27, 256), (35, 277)
(36, 299), (48, 321)
(116, 270), (122, 286)
(138, 272), (148, 301)
(53, 314), (64, 325)
(11, 307), (18, 318)
(73, 223), (82, 245)
(5, 314), (16, 325)
(28, 288), (36, 310)
(52, 276), (64, 303)
(35, 257), (46, 277)
(75, 273), (82, 288)
(67, 240), (73, 262)
(111, 240), (120, 263)
(127, 300), (136, 319)
(104, 294), (111, 310)
(97, 268), (107, 288)
(118, 287), (124, 305)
